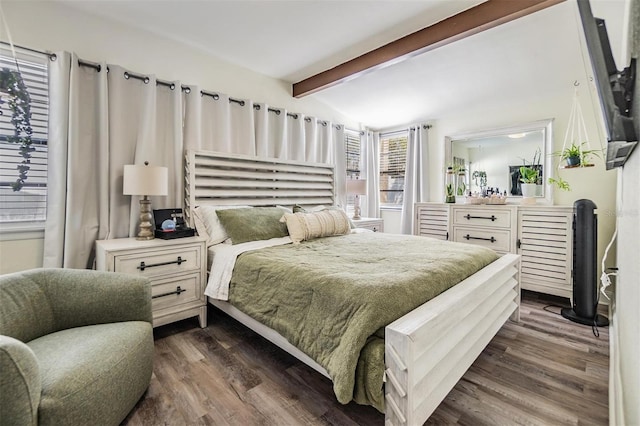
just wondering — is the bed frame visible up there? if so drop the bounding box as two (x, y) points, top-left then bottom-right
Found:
(185, 149), (521, 426)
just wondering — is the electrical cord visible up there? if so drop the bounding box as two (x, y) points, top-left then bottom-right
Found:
(544, 302), (603, 338)
(543, 304), (565, 315)
(600, 225), (618, 301)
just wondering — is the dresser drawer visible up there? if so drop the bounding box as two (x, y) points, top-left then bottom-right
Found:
(453, 208), (512, 229)
(151, 272), (201, 312)
(114, 245), (202, 277)
(453, 227), (511, 252)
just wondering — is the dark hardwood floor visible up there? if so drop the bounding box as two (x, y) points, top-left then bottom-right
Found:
(123, 291), (609, 425)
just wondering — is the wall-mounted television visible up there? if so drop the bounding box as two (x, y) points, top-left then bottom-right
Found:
(577, 0), (637, 169)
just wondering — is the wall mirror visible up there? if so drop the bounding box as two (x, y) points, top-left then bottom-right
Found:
(445, 119), (554, 204)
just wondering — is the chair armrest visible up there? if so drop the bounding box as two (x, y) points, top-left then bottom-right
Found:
(40, 269), (153, 330)
(0, 335), (40, 426)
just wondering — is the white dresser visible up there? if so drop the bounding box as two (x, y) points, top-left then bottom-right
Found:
(96, 236), (208, 328)
(450, 205), (517, 255)
(517, 206), (573, 298)
(415, 202), (573, 298)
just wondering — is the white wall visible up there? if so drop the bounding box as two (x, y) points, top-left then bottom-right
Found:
(611, 147), (639, 426)
(0, 0), (356, 274)
(610, 0), (639, 423)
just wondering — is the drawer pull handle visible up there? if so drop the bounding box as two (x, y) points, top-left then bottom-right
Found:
(137, 256), (186, 271)
(464, 234), (496, 243)
(152, 286), (187, 299)
(464, 214), (496, 222)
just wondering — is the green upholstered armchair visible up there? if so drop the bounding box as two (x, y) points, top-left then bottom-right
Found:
(0, 268), (154, 426)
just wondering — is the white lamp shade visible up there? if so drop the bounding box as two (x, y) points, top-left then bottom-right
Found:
(346, 178), (367, 195)
(123, 164), (168, 196)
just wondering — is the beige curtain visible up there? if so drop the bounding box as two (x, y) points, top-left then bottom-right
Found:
(361, 131), (380, 218)
(44, 53), (183, 268)
(183, 89), (255, 155)
(400, 124), (430, 234)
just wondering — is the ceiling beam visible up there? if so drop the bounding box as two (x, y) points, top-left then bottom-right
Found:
(293, 0), (565, 98)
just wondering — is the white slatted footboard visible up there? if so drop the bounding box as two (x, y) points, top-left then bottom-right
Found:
(385, 253), (521, 426)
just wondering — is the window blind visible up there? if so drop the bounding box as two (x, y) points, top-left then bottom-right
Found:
(345, 130), (361, 179)
(344, 130), (361, 210)
(0, 49), (49, 223)
(379, 133), (408, 207)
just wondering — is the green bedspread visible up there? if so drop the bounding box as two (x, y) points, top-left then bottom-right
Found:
(228, 232), (499, 412)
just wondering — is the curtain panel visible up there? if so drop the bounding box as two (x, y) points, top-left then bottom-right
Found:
(400, 124), (430, 234)
(361, 131), (380, 218)
(45, 54), (184, 268)
(45, 52), (345, 268)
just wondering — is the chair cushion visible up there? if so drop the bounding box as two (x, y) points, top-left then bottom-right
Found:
(0, 335), (41, 426)
(27, 322), (153, 426)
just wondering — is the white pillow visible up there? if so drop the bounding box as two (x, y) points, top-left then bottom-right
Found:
(193, 205), (251, 246)
(280, 209), (351, 244)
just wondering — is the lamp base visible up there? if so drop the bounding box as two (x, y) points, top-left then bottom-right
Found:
(352, 195), (362, 220)
(136, 197), (155, 240)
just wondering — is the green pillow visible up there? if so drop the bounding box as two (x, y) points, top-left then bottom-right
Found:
(215, 207), (289, 244)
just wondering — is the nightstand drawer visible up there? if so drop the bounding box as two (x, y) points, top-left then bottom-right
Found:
(453, 227), (511, 252)
(151, 272), (201, 311)
(453, 208), (512, 229)
(114, 245), (202, 277)
(352, 218), (384, 232)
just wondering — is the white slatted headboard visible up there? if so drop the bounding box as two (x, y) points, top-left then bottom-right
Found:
(184, 150), (335, 225)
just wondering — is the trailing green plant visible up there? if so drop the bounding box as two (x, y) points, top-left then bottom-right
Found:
(472, 170), (487, 189)
(0, 67), (33, 191)
(548, 176), (571, 191)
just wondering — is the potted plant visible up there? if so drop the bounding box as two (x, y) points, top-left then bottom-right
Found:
(518, 147), (542, 199)
(445, 166), (456, 203)
(519, 165), (539, 198)
(555, 142), (601, 167)
(471, 170), (487, 195)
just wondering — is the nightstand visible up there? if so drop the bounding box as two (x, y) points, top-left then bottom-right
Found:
(351, 217), (384, 232)
(95, 236), (207, 328)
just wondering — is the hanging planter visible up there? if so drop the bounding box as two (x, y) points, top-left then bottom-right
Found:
(549, 83), (603, 191)
(0, 66), (34, 192)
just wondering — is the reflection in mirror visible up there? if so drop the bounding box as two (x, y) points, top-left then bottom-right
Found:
(445, 119), (554, 204)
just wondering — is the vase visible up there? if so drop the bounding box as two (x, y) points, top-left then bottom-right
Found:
(521, 183), (537, 198)
(445, 166), (456, 203)
(566, 156), (580, 167)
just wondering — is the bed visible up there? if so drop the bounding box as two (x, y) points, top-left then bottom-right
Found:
(185, 149), (521, 426)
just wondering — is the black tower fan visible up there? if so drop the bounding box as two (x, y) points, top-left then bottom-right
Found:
(561, 199), (609, 326)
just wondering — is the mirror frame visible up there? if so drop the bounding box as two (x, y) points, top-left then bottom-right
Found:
(445, 118), (554, 205)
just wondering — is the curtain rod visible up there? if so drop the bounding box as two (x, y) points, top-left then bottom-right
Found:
(0, 40), (102, 71)
(2, 41), (344, 129)
(381, 124), (432, 137)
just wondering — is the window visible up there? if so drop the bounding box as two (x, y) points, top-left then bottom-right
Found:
(344, 130), (361, 210)
(0, 48), (49, 225)
(379, 131), (408, 208)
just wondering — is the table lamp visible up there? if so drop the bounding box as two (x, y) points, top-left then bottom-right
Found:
(123, 161), (168, 240)
(346, 178), (367, 220)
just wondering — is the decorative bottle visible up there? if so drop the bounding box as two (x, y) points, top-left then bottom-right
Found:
(445, 167), (456, 203)
(456, 168), (467, 197)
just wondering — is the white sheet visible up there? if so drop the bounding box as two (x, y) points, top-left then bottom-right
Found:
(205, 236), (292, 300)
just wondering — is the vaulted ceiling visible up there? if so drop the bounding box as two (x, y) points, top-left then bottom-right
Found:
(57, 0), (628, 129)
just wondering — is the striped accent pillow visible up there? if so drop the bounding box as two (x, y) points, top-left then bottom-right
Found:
(280, 209), (351, 244)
